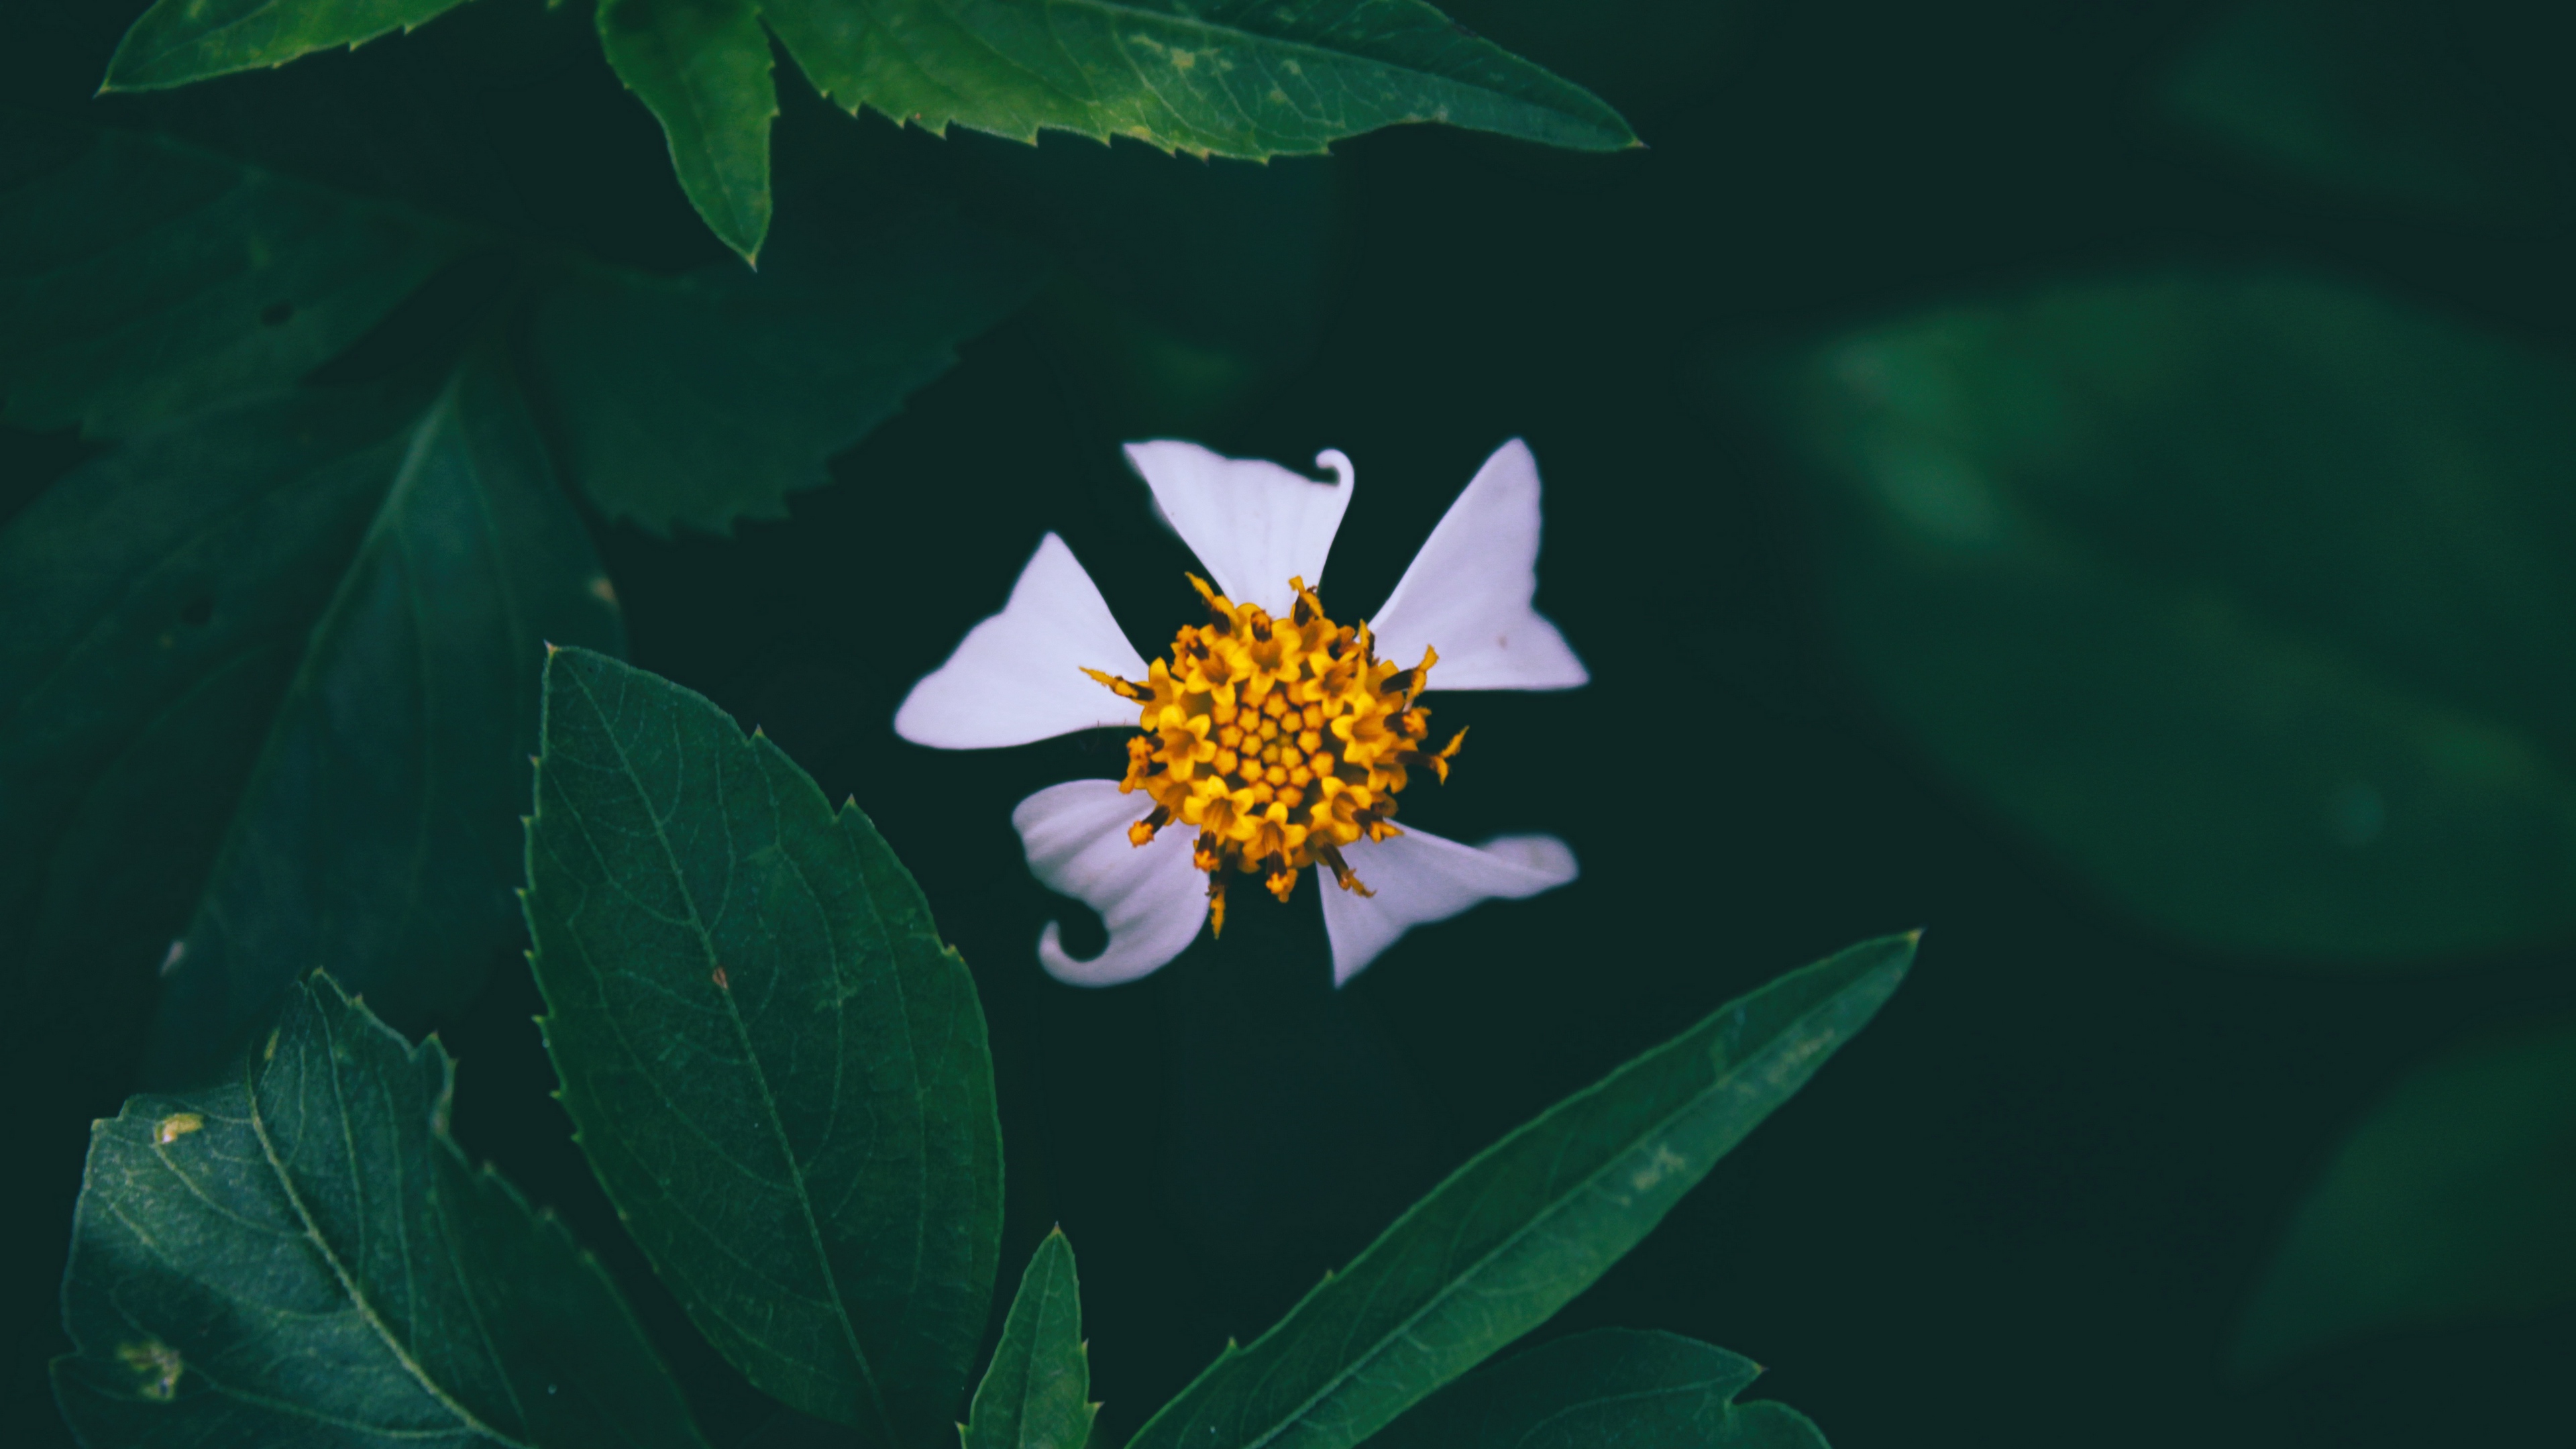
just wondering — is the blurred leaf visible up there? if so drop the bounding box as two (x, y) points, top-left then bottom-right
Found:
(2159, 0), (2576, 219)
(598, 0), (777, 263)
(104, 0), (473, 92)
(1746, 271), (2576, 963)
(963, 1230), (1096, 1449)
(525, 217), (1047, 534)
(0, 348), (623, 1090)
(52, 973), (706, 1449)
(2233, 1015), (2576, 1373)
(1124, 935), (1913, 1449)
(764, 0), (1635, 157)
(0, 118), (463, 435)
(523, 646), (1003, 1443)
(1371, 1328), (1828, 1449)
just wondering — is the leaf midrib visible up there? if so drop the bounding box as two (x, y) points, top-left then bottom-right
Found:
(559, 659), (896, 1439)
(1184, 981), (1874, 1449)
(243, 1008), (534, 1449)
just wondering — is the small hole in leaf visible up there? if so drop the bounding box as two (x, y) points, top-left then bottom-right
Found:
(180, 597), (213, 626)
(259, 301), (294, 327)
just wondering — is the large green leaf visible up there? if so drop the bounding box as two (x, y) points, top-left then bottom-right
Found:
(523, 646), (1004, 1442)
(523, 222), (1046, 534)
(103, 0), (473, 92)
(52, 973), (707, 1449)
(2159, 0), (2576, 220)
(0, 350), (624, 1091)
(763, 0), (1635, 157)
(1741, 270), (2576, 964)
(963, 1230), (1095, 1449)
(0, 118), (462, 436)
(597, 0), (779, 264)
(2233, 1015), (2576, 1373)
(1369, 1329), (1828, 1449)
(1124, 935), (1914, 1449)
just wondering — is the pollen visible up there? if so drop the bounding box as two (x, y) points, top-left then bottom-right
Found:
(1087, 575), (1464, 930)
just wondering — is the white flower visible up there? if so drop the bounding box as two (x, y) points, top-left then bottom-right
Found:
(896, 439), (1586, 986)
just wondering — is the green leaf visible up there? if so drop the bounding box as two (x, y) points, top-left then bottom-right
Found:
(0, 118), (463, 436)
(598, 0), (779, 264)
(523, 221), (1046, 534)
(963, 1230), (1096, 1449)
(1124, 935), (1913, 1449)
(103, 0), (474, 92)
(52, 973), (708, 1449)
(1737, 270), (2576, 963)
(2233, 1015), (2576, 1373)
(1369, 1329), (1829, 1449)
(761, 0), (1636, 157)
(523, 646), (1004, 1442)
(0, 350), (624, 1090)
(2159, 0), (2576, 220)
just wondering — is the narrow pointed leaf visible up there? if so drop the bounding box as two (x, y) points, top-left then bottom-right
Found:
(763, 0), (1635, 158)
(0, 119), (462, 436)
(104, 0), (474, 91)
(1124, 934), (1914, 1449)
(52, 973), (707, 1449)
(1737, 271), (2576, 963)
(963, 1230), (1095, 1449)
(524, 221), (1045, 534)
(1370, 1329), (1829, 1449)
(523, 647), (1004, 1443)
(2233, 1014), (2576, 1372)
(0, 351), (624, 1093)
(598, 0), (778, 263)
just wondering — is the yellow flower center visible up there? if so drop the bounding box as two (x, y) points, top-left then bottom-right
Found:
(1085, 574), (1464, 935)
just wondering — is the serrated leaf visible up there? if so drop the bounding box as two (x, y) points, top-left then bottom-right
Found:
(963, 1230), (1095, 1449)
(1124, 935), (1913, 1449)
(1737, 270), (2576, 963)
(0, 118), (463, 436)
(0, 350), (624, 1091)
(523, 220), (1046, 534)
(2233, 1015), (2576, 1373)
(103, 0), (474, 92)
(523, 647), (1003, 1442)
(761, 0), (1635, 157)
(598, 0), (778, 264)
(1369, 1329), (1829, 1449)
(52, 973), (707, 1449)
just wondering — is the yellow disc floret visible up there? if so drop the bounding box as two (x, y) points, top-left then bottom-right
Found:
(1085, 574), (1465, 934)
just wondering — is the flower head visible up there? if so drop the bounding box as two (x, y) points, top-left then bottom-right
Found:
(896, 439), (1586, 986)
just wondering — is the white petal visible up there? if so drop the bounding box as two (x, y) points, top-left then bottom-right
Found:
(1319, 827), (1578, 985)
(1012, 778), (1208, 986)
(895, 533), (1150, 749)
(1370, 439), (1588, 692)
(1124, 439), (1354, 616)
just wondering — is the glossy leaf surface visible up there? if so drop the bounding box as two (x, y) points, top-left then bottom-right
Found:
(103, 0), (472, 91)
(525, 223), (1046, 534)
(1748, 271), (2576, 963)
(598, 0), (777, 263)
(963, 1230), (1095, 1449)
(523, 647), (1003, 1442)
(1371, 1329), (1827, 1449)
(1124, 935), (1913, 1449)
(0, 353), (623, 1090)
(763, 0), (1635, 158)
(2233, 1015), (2576, 1371)
(0, 119), (461, 436)
(52, 974), (706, 1449)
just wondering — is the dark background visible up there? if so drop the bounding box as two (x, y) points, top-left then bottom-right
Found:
(8, 1), (2575, 1446)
